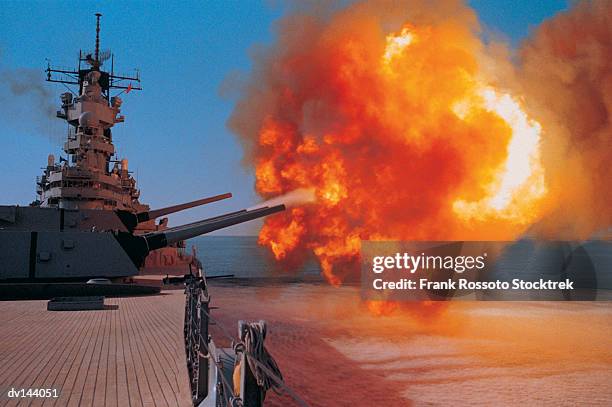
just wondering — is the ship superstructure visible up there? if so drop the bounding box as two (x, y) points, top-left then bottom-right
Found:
(40, 13), (143, 213)
(0, 13), (286, 287)
(37, 14), (191, 274)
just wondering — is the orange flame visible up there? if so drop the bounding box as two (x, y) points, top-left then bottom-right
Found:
(230, 2), (549, 287)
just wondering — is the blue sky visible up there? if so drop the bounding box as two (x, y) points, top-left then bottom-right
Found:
(0, 0), (568, 234)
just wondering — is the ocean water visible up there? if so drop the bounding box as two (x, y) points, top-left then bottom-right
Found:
(187, 236), (612, 406)
(188, 235), (322, 279)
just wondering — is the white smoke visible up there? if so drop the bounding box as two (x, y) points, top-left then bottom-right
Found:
(248, 188), (316, 210)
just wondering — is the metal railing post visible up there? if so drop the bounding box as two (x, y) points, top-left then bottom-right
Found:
(195, 280), (210, 402)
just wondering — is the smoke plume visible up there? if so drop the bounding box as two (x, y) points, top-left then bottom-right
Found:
(228, 0), (610, 285)
(0, 57), (61, 140)
(249, 188), (316, 210)
(516, 0), (612, 238)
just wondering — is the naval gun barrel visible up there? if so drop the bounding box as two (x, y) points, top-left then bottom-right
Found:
(116, 204), (285, 268)
(145, 205), (285, 250)
(139, 192), (232, 221)
(116, 192), (232, 231)
(163, 209), (248, 233)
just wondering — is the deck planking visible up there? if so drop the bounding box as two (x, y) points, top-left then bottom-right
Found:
(0, 291), (191, 407)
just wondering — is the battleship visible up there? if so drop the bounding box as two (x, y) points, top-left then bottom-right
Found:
(0, 14), (300, 406)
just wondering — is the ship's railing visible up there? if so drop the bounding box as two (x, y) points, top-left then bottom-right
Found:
(184, 272), (239, 406)
(183, 270), (309, 407)
(184, 272), (211, 405)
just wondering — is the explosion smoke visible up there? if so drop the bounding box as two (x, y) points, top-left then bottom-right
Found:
(229, 0), (610, 286)
(249, 188), (316, 210)
(516, 0), (612, 239)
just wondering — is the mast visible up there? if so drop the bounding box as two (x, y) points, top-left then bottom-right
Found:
(45, 13), (142, 99)
(95, 13), (101, 64)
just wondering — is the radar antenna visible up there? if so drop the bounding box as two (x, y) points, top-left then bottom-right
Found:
(45, 13), (142, 99)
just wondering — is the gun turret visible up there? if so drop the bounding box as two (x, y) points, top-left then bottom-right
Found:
(116, 192), (232, 231)
(115, 204), (285, 268)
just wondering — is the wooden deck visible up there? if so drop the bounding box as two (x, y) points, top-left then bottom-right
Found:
(0, 291), (191, 407)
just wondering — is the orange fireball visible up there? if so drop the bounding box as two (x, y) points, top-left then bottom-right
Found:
(230, 1), (548, 285)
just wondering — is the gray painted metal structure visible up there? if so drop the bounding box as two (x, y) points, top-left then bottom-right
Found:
(0, 203), (284, 281)
(0, 14), (286, 285)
